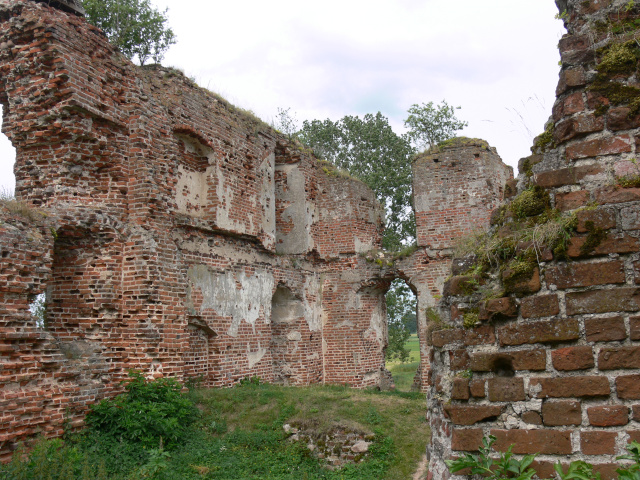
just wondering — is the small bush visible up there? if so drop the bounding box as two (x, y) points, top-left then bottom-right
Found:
(86, 371), (199, 450)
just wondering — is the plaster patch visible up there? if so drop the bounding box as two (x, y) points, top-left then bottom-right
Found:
(187, 265), (274, 337)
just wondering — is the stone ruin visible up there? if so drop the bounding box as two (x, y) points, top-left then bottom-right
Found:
(0, 0), (638, 476)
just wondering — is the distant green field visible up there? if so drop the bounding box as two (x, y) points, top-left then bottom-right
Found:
(386, 334), (420, 391)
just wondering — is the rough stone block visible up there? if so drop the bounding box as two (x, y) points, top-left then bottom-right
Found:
(630, 316), (640, 340)
(566, 288), (640, 315)
(594, 186), (640, 205)
(534, 164), (603, 188)
(545, 261), (625, 288)
(530, 376), (610, 398)
(450, 350), (470, 370)
(566, 135), (633, 160)
(576, 208), (616, 232)
(581, 431), (617, 455)
(444, 405), (504, 425)
(552, 346), (595, 371)
(567, 233), (640, 257)
(585, 316), (627, 342)
(488, 377), (525, 402)
(490, 429), (572, 454)
(520, 294), (559, 319)
(498, 318), (580, 346)
(451, 428), (483, 452)
(541, 400), (582, 426)
(522, 411), (543, 425)
(556, 190), (590, 211)
(588, 405), (629, 427)
(478, 297), (518, 320)
(431, 329), (462, 348)
(616, 375), (640, 399)
(451, 378), (470, 400)
(470, 350), (546, 372)
(463, 326), (496, 346)
(469, 379), (486, 398)
(599, 347), (640, 370)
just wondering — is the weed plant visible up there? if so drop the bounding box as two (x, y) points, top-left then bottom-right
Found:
(0, 377), (429, 480)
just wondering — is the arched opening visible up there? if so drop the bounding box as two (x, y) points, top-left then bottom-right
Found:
(384, 278), (419, 391)
(0, 105), (16, 196)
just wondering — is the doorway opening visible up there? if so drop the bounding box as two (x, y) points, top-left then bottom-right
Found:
(0, 105), (16, 197)
(384, 278), (418, 391)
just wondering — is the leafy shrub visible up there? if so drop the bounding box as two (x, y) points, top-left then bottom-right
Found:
(446, 435), (640, 480)
(86, 371), (199, 450)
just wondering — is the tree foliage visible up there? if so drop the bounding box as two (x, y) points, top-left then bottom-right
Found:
(299, 113), (415, 250)
(385, 280), (416, 363)
(83, 0), (176, 65)
(404, 100), (468, 151)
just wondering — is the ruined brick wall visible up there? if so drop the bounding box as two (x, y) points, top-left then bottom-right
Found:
(0, 0), (388, 456)
(427, 1), (640, 478)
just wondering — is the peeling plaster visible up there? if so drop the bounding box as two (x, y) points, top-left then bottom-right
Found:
(187, 265), (274, 337)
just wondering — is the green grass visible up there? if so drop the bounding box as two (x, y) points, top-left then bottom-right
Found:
(1, 382), (429, 480)
(386, 334), (420, 391)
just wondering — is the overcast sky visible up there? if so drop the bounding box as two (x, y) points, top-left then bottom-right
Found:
(0, 1), (566, 193)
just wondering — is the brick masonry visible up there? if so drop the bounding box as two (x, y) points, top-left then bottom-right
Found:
(426, 0), (640, 478)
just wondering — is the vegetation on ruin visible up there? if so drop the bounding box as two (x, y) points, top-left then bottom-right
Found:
(616, 158), (640, 187)
(451, 186), (579, 306)
(447, 434), (640, 480)
(404, 101), (469, 151)
(532, 121), (555, 152)
(83, 0), (177, 65)
(0, 376), (429, 480)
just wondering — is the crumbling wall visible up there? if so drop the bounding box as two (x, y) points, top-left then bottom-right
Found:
(0, 0), (387, 456)
(426, 1), (640, 478)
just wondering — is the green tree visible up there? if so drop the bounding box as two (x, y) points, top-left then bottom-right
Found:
(83, 0), (176, 65)
(299, 113), (415, 250)
(385, 280), (416, 362)
(404, 100), (468, 151)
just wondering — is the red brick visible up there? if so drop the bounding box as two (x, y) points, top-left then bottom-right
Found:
(636, 263), (640, 285)
(630, 316), (640, 340)
(566, 135), (633, 160)
(541, 400), (582, 426)
(469, 379), (485, 398)
(451, 378), (470, 400)
(443, 276), (477, 296)
(632, 405), (640, 422)
(628, 430), (640, 443)
(534, 164), (604, 188)
(545, 260), (625, 288)
(478, 297), (517, 320)
(581, 431), (617, 455)
(531, 376), (611, 398)
(585, 316), (627, 342)
(552, 346), (595, 371)
(490, 429), (572, 454)
(554, 114), (605, 143)
(576, 208), (616, 232)
(588, 405), (629, 426)
(617, 375), (640, 399)
(520, 294), (559, 319)
(444, 405), (503, 425)
(431, 328), (462, 348)
(463, 325), (496, 346)
(521, 411), (542, 425)
(568, 233), (640, 257)
(599, 347), (640, 370)
(607, 106), (640, 131)
(552, 92), (586, 121)
(594, 186), (640, 204)
(498, 318), (580, 346)
(556, 67), (587, 95)
(593, 464), (622, 480)
(470, 350), (546, 372)
(488, 377), (525, 402)
(451, 428), (483, 452)
(566, 288), (640, 315)
(531, 460), (560, 479)
(450, 350), (470, 370)
(556, 190), (590, 211)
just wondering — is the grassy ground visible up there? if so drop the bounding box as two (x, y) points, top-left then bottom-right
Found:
(386, 334), (420, 391)
(0, 382), (429, 480)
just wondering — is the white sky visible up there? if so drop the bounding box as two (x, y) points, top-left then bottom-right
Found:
(0, 1), (566, 193)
